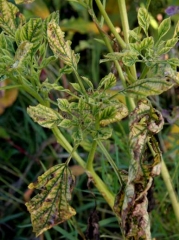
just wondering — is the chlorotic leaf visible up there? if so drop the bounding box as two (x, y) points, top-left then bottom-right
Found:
(47, 20), (79, 69)
(94, 128), (113, 140)
(138, 7), (150, 36)
(98, 73), (116, 90)
(122, 77), (175, 97)
(140, 36), (154, 50)
(12, 41), (33, 68)
(0, 0), (25, 38)
(72, 127), (83, 142)
(15, 18), (43, 52)
(157, 37), (178, 55)
(57, 98), (70, 112)
(43, 11), (59, 37)
(122, 54), (138, 66)
(158, 18), (171, 41)
(27, 104), (63, 128)
(99, 104), (128, 126)
(26, 164), (76, 237)
(58, 119), (74, 128)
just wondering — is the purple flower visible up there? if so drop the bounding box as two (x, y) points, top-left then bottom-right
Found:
(165, 6), (179, 16)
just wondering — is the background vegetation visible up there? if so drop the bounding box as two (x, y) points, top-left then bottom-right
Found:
(0, 0), (179, 239)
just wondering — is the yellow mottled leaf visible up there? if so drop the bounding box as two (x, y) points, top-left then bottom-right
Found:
(47, 20), (79, 69)
(27, 104), (63, 128)
(26, 164), (76, 236)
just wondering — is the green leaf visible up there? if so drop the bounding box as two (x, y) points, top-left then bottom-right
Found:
(12, 41), (33, 69)
(47, 20), (79, 69)
(26, 164), (76, 237)
(15, 18), (43, 53)
(129, 27), (141, 42)
(0, 48), (14, 73)
(78, 97), (86, 112)
(39, 56), (57, 69)
(70, 83), (82, 92)
(138, 7), (150, 36)
(0, 32), (7, 49)
(81, 76), (94, 89)
(0, 0), (25, 38)
(158, 18), (171, 41)
(122, 77), (175, 97)
(167, 58), (179, 66)
(94, 128), (113, 140)
(15, 0), (35, 3)
(97, 73), (116, 90)
(157, 37), (178, 55)
(173, 20), (179, 37)
(57, 99), (70, 112)
(58, 65), (73, 79)
(27, 104), (63, 128)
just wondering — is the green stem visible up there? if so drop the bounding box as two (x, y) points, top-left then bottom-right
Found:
(22, 86), (44, 104)
(52, 127), (86, 168)
(86, 140), (98, 171)
(139, 65), (149, 79)
(97, 140), (122, 185)
(86, 141), (115, 209)
(161, 158), (179, 224)
(73, 70), (88, 99)
(117, 0), (137, 79)
(95, 0), (126, 49)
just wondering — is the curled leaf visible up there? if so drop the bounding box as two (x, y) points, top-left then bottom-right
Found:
(26, 164), (76, 236)
(114, 99), (164, 239)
